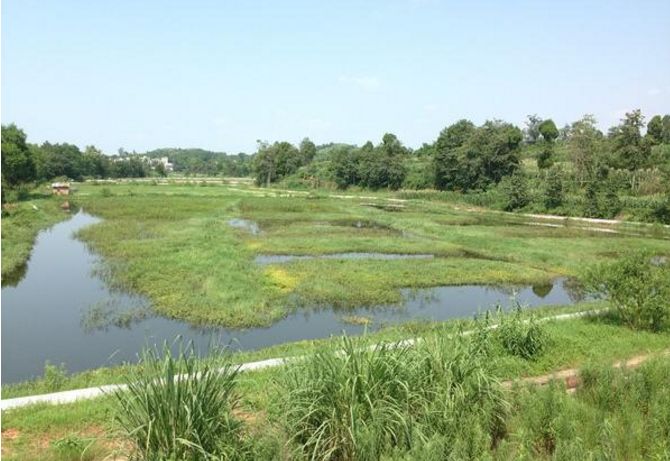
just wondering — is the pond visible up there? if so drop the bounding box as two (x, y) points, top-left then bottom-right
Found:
(1, 212), (583, 384)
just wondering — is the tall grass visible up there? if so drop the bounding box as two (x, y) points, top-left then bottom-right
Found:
(278, 333), (507, 460)
(113, 342), (252, 460)
(498, 357), (670, 459)
(493, 305), (551, 360)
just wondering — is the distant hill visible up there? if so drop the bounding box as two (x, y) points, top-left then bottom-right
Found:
(144, 148), (252, 176)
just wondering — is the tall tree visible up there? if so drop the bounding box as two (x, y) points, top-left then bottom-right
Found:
(663, 115), (670, 144)
(537, 119), (559, 169)
(433, 119), (476, 190)
(358, 134), (408, 190)
(646, 115), (664, 145)
(568, 115), (604, 185)
(523, 114), (543, 144)
(38, 142), (85, 180)
(329, 145), (362, 189)
(609, 109), (651, 171)
(252, 141), (302, 185)
(434, 120), (522, 191)
(1, 124), (36, 186)
(299, 138), (317, 164)
(543, 167), (564, 209)
(81, 145), (110, 178)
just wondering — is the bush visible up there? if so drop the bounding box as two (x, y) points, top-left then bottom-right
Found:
(543, 168), (564, 209)
(648, 193), (670, 224)
(585, 252), (670, 331)
(499, 173), (530, 211)
(113, 342), (254, 460)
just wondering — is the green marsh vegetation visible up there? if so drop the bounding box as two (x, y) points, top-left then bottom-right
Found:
(72, 182), (670, 328)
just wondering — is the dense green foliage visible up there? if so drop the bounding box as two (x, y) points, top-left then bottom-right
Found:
(586, 252), (670, 332)
(499, 358), (670, 459)
(279, 333), (506, 460)
(259, 110), (670, 223)
(1, 124), (36, 189)
(145, 148), (252, 177)
(4, 108), (670, 222)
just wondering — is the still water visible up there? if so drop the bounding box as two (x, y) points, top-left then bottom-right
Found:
(1, 212), (582, 384)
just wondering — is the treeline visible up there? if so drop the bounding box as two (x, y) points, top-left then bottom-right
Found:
(1, 125), (153, 186)
(252, 110), (670, 223)
(0, 125), (254, 196)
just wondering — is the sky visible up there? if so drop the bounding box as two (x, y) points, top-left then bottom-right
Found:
(2, 0), (669, 154)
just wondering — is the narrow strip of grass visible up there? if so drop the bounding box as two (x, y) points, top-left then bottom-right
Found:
(1, 190), (71, 282)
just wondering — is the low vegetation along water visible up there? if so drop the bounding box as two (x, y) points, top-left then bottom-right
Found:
(2, 211), (583, 384)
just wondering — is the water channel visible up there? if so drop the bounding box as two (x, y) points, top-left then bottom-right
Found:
(1, 212), (583, 384)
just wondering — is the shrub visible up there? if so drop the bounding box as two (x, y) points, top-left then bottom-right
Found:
(499, 173), (530, 211)
(113, 342), (252, 460)
(648, 193), (670, 224)
(543, 168), (564, 209)
(585, 252), (670, 331)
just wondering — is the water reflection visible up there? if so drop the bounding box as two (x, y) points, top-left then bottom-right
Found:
(532, 283), (553, 298)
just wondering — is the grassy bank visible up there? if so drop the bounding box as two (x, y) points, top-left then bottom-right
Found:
(1, 189), (72, 283)
(2, 308), (670, 460)
(72, 182), (670, 327)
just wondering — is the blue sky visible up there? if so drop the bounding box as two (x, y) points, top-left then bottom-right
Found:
(2, 0), (669, 154)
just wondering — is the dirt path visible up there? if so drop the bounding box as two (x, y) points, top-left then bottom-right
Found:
(503, 349), (670, 392)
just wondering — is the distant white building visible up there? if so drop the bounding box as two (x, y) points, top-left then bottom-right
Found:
(158, 157), (174, 172)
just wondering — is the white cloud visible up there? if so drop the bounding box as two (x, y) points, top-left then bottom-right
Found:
(339, 75), (381, 91)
